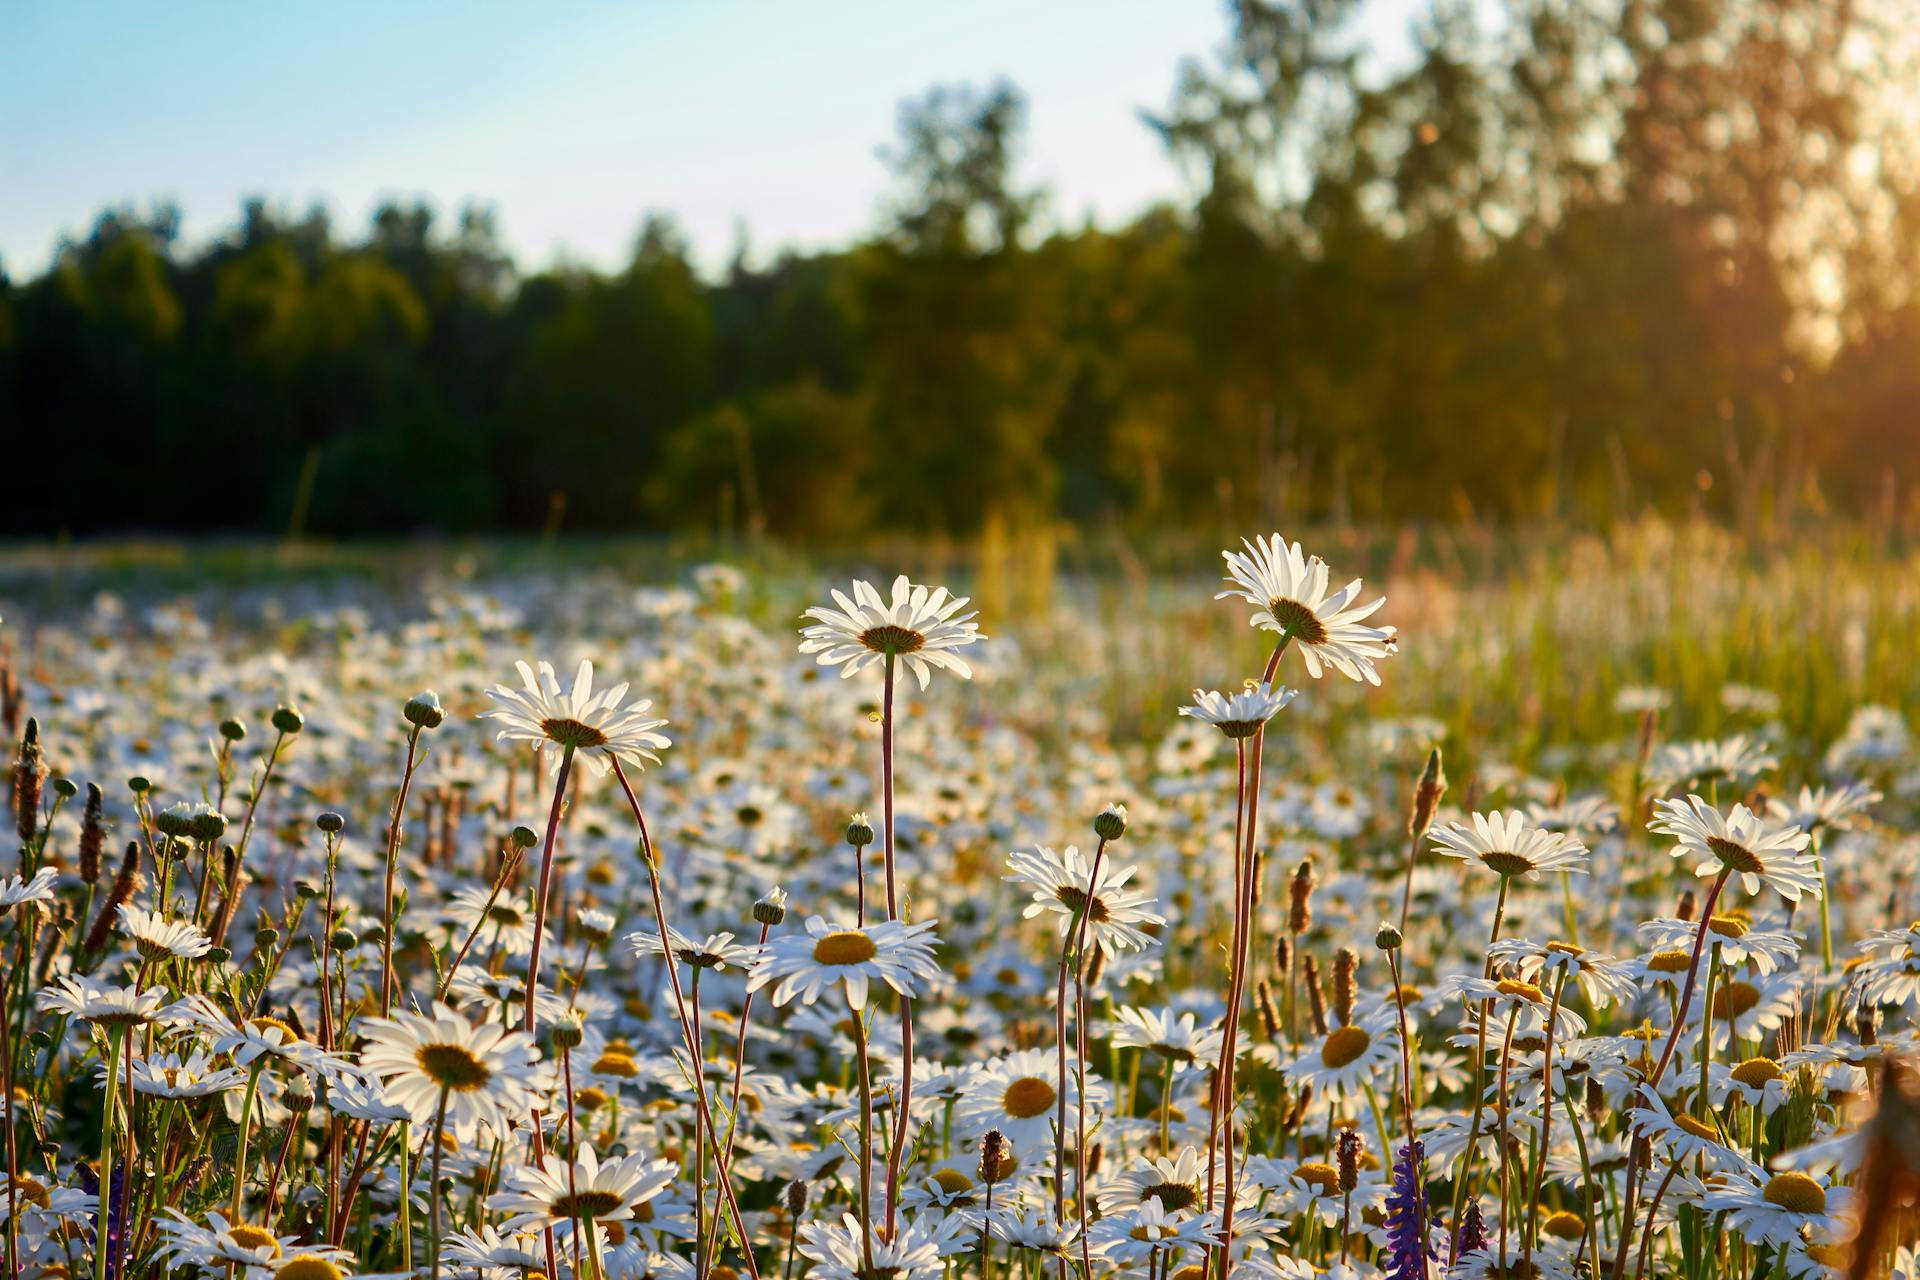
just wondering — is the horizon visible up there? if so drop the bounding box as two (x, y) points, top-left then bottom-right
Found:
(0, 1), (1442, 278)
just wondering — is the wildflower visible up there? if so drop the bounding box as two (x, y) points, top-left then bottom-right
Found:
(358, 1001), (543, 1139)
(1179, 682), (1298, 738)
(1650, 796), (1817, 898)
(746, 915), (941, 1009)
(483, 658), (671, 775)
(1005, 843), (1164, 954)
(1700, 1168), (1855, 1246)
(489, 1144), (677, 1233)
(956, 1048), (1109, 1154)
(798, 575), (985, 689)
(114, 905), (213, 960)
(1109, 1007), (1222, 1072)
(1216, 534), (1398, 684)
(1427, 810), (1588, 880)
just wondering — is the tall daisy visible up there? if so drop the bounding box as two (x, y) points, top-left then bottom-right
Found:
(1179, 683), (1299, 739)
(1650, 796), (1817, 899)
(746, 916), (941, 1011)
(358, 1001), (543, 1140)
(1216, 534), (1397, 685)
(490, 1144), (677, 1235)
(1005, 845), (1165, 955)
(1428, 811), (1589, 881)
(797, 575), (985, 690)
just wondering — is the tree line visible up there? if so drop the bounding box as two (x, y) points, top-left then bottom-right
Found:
(3, 0), (1917, 539)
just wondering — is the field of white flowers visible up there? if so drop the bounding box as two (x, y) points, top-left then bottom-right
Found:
(1, 521), (1917, 1280)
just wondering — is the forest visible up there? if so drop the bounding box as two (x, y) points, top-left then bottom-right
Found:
(3, 0), (1916, 539)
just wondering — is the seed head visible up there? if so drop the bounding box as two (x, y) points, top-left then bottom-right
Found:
(1303, 954), (1329, 1036)
(785, 1179), (808, 1218)
(1408, 747), (1446, 838)
(1332, 947), (1359, 1027)
(1275, 935), (1292, 975)
(1255, 980), (1280, 1039)
(1336, 1127), (1362, 1193)
(979, 1129), (1009, 1183)
(1855, 1002), (1878, 1047)
(1675, 889), (1697, 923)
(1287, 858), (1316, 936)
(79, 782), (107, 883)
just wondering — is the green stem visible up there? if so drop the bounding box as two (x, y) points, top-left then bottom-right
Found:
(231, 1058), (265, 1222)
(94, 1027), (125, 1280)
(429, 1085), (450, 1280)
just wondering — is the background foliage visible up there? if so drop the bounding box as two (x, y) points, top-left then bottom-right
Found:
(5, 0), (1918, 538)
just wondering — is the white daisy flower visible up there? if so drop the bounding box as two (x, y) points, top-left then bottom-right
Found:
(115, 904), (213, 960)
(746, 915), (941, 1010)
(1178, 682), (1299, 738)
(1650, 796), (1817, 899)
(1004, 844), (1164, 955)
(1284, 1006), (1399, 1094)
(358, 1001), (543, 1139)
(489, 1144), (678, 1233)
(955, 1047), (1109, 1155)
(1700, 1168), (1854, 1246)
(798, 575), (985, 690)
(1216, 534), (1397, 684)
(483, 658), (670, 776)
(1428, 810), (1589, 880)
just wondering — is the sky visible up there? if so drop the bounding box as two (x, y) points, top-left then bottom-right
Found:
(1, 1), (1421, 277)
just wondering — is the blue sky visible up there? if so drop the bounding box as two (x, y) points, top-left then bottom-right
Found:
(2, 2), (1420, 276)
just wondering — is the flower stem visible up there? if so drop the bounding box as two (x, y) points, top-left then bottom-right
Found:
(428, 1085), (450, 1280)
(379, 724), (426, 1016)
(94, 1026), (125, 1280)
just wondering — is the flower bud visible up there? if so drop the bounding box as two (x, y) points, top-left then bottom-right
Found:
(271, 705), (305, 735)
(511, 826), (539, 850)
(128, 776), (152, 796)
(317, 811), (346, 834)
(551, 1012), (586, 1051)
(1374, 921), (1403, 951)
(53, 777), (78, 799)
(254, 926), (281, 952)
(846, 812), (875, 847)
(753, 887), (789, 927)
(403, 691), (446, 730)
(219, 718), (248, 743)
(206, 946), (232, 965)
(1093, 803), (1128, 842)
(331, 927), (358, 951)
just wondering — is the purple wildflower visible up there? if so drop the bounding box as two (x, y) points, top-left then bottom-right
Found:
(1385, 1139), (1433, 1280)
(1454, 1196), (1489, 1262)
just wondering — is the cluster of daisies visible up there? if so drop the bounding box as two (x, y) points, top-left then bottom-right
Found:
(0, 536), (1915, 1280)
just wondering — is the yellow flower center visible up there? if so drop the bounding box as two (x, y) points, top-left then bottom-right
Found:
(1647, 949), (1692, 973)
(1761, 1172), (1826, 1214)
(1295, 1162), (1340, 1196)
(1706, 836), (1765, 875)
(1495, 979), (1546, 1003)
(1479, 851), (1538, 877)
(576, 1086), (610, 1110)
(1171, 1268), (1209, 1280)
(594, 1052), (640, 1077)
(277, 1256), (344, 1280)
(549, 1188), (627, 1219)
(1545, 941), (1585, 956)
(1053, 886), (1111, 922)
(1264, 598), (1329, 645)
(1321, 1026), (1372, 1068)
(813, 931), (878, 965)
(539, 718), (609, 749)
(1141, 1181), (1198, 1211)
(1706, 914), (1749, 939)
(1002, 1076), (1057, 1119)
(250, 1016), (299, 1042)
(1729, 1057), (1781, 1087)
(415, 1043), (492, 1092)
(1711, 981), (1761, 1021)
(1541, 1210), (1584, 1240)
(1674, 1114), (1719, 1142)
(857, 625), (926, 655)
(9, 1176), (49, 1209)
(226, 1225), (281, 1255)
(932, 1168), (974, 1195)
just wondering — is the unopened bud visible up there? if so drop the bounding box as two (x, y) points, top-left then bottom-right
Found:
(219, 718), (248, 743)
(1093, 803), (1128, 842)
(271, 705), (305, 735)
(846, 812), (875, 847)
(753, 887), (789, 927)
(317, 811), (345, 834)
(1375, 921), (1403, 951)
(404, 691), (446, 730)
(511, 826), (539, 850)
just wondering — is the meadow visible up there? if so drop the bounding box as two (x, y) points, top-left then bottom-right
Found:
(0, 518), (1915, 1280)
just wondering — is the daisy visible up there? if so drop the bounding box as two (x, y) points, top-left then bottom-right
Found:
(1768, 782), (1880, 835)
(955, 1048), (1109, 1154)
(1216, 534), (1397, 684)
(36, 976), (168, 1029)
(1625, 1086), (1740, 1166)
(1487, 938), (1636, 1007)
(117, 1050), (250, 1098)
(992, 1204), (1081, 1258)
(746, 915), (941, 1010)
(1709, 1056), (1792, 1113)
(1650, 796), (1817, 899)
(0, 868), (57, 915)
(358, 1001), (543, 1138)
(490, 1144), (677, 1233)
(1087, 1197), (1217, 1268)
(483, 658), (670, 776)
(1285, 1006), (1399, 1095)
(1004, 844), (1164, 954)
(1109, 1007), (1221, 1073)
(1427, 810), (1588, 880)
(1638, 913), (1802, 975)
(1178, 683), (1298, 739)
(798, 575), (985, 690)
(797, 1211), (950, 1280)
(626, 928), (757, 973)
(1095, 1146), (1211, 1214)
(441, 1223), (546, 1273)
(153, 1210), (350, 1280)
(116, 904), (213, 960)
(1700, 1168), (1854, 1246)
(447, 887), (542, 957)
